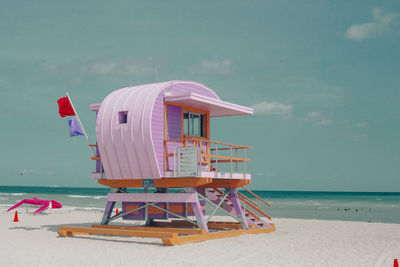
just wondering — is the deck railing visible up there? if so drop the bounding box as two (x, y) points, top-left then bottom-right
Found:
(164, 137), (252, 178)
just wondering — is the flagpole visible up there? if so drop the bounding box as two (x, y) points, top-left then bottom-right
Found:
(65, 92), (96, 157)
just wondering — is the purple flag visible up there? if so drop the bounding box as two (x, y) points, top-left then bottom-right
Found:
(67, 117), (84, 137)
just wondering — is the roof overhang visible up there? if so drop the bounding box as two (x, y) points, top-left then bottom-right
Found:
(164, 92), (253, 117)
(90, 103), (101, 111)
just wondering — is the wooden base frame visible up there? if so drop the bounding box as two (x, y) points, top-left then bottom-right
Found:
(57, 220), (275, 246)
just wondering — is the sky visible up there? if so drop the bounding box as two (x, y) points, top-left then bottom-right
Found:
(0, 0), (399, 191)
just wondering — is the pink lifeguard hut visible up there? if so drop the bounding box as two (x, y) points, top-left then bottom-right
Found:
(58, 81), (275, 245)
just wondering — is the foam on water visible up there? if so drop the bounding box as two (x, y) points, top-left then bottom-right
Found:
(0, 193), (26, 196)
(0, 186), (399, 223)
(67, 195), (107, 200)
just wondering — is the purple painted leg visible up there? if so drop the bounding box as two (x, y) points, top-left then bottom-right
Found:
(228, 189), (249, 229)
(191, 189), (208, 232)
(100, 201), (116, 225)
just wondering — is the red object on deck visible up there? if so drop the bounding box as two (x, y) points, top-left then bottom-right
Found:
(13, 211), (19, 222)
(394, 259), (399, 267)
(116, 208), (119, 215)
(57, 97), (75, 117)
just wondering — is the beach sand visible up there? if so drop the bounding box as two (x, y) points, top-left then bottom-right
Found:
(1, 208), (399, 267)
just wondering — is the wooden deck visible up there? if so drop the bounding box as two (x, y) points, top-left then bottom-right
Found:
(57, 221), (275, 246)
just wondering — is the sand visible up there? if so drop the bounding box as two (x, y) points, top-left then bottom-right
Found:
(1, 208), (399, 267)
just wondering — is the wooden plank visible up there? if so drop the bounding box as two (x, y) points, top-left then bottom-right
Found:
(201, 179), (251, 188)
(252, 223), (276, 234)
(57, 230), (89, 237)
(166, 137), (252, 149)
(98, 179), (143, 188)
(208, 222), (242, 229)
(58, 226), (177, 238)
(162, 224), (276, 245)
(91, 225), (206, 235)
(154, 177), (212, 188)
(237, 190), (259, 207)
(245, 203), (272, 221)
(162, 234), (205, 245)
(91, 157), (101, 160)
(150, 220), (243, 229)
(58, 224), (276, 246)
(209, 154), (251, 162)
(88, 144), (98, 147)
(57, 230), (70, 237)
(241, 186), (272, 207)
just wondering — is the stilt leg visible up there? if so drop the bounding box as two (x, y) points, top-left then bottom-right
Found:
(100, 201), (115, 225)
(191, 188), (208, 232)
(190, 201), (208, 232)
(228, 189), (248, 229)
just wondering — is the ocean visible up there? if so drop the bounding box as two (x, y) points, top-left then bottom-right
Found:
(1, 186), (399, 224)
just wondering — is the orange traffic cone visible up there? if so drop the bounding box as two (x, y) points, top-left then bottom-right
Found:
(116, 208), (119, 215)
(13, 211), (19, 222)
(394, 259), (399, 267)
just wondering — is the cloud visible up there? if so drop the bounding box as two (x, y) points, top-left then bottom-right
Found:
(301, 111), (334, 126)
(345, 7), (399, 40)
(356, 122), (368, 128)
(88, 57), (160, 77)
(189, 57), (233, 74)
(40, 57), (162, 82)
(250, 101), (292, 118)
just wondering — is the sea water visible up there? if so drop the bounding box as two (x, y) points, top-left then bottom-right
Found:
(0, 186), (399, 224)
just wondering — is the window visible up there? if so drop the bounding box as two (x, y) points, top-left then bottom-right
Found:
(183, 111), (205, 137)
(118, 111), (128, 124)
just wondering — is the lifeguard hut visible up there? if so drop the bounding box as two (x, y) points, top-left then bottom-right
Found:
(58, 81), (275, 245)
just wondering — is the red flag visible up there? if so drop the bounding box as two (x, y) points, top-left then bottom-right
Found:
(57, 97), (75, 117)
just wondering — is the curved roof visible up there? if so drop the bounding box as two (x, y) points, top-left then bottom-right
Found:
(96, 81), (219, 179)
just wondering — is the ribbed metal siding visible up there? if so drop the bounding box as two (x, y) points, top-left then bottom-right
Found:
(97, 81), (219, 180)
